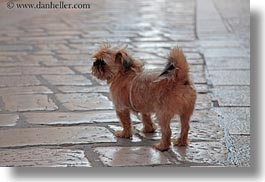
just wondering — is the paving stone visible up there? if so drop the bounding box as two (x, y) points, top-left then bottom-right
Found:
(212, 86), (250, 106)
(2, 95), (58, 112)
(171, 142), (228, 165)
(143, 64), (162, 70)
(0, 114), (18, 126)
(191, 109), (218, 123)
(133, 52), (162, 60)
(229, 135), (250, 167)
(55, 93), (113, 111)
(57, 86), (109, 93)
(190, 65), (204, 72)
(199, 40), (240, 48)
(196, 0), (227, 33)
(187, 58), (204, 65)
(134, 42), (196, 49)
(0, 76), (40, 87)
(17, 55), (58, 63)
(214, 107), (250, 135)
(0, 59), (40, 67)
(94, 146), (171, 167)
(195, 84), (208, 93)
(0, 0), (250, 168)
(209, 70), (250, 86)
(135, 121), (223, 142)
(0, 67), (74, 75)
(73, 66), (91, 74)
(0, 86), (52, 95)
(0, 126), (116, 148)
(42, 75), (92, 86)
(206, 58), (250, 70)
(24, 110), (140, 125)
(0, 148), (90, 167)
(44, 60), (92, 66)
(57, 54), (92, 60)
(190, 72), (207, 84)
(0, 45), (33, 51)
(108, 125), (142, 142)
(203, 48), (249, 58)
(196, 94), (212, 110)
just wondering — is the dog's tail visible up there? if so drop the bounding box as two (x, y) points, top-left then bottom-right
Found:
(159, 48), (189, 81)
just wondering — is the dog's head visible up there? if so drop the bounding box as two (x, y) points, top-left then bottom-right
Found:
(91, 44), (144, 83)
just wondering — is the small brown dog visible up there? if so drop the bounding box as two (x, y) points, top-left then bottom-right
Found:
(92, 44), (197, 151)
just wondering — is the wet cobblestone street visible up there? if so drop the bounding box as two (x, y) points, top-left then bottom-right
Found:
(0, 0), (250, 167)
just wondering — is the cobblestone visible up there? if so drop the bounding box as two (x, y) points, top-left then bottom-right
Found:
(57, 86), (109, 93)
(24, 111), (140, 125)
(135, 122), (223, 142)
(171, 142), (228, 165)
(55, 93), (113, 110)
(94, 147), (171, 167)
(0, 148), (90, 167)
(0, 114), (18, 127)
(42, 75), (92, 86)
(2, 94), (58, 112)
(0, 126), (116, 148)
(214, 107), (250, 135)
(0, 0), (250, 167)
(212, 86), (250, 106)
(209, 70), (250, 86)
(0, 76), (40, 87)
(0, 67), (74, 76)
(0, 86), (53, 95)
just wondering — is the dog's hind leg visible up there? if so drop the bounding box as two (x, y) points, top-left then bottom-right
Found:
(173, 114), (191, 146)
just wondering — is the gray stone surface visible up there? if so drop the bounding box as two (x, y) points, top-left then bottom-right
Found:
(0, 148), (91, 167)
(0, 76), (40, 87)
(0, 0), (250, 167)
(55, 93), (113, 111)
(42, 75), (92, 86)
(228, 135), (250, 167)
(195, 94), (212, 110)
(0, 86), (53, 95)
(0, 67), (74, 75)
(24, 111), (140, 125)
(203, 48), (248, 58)
(215, 107), (250, 135)
(2, 94), (58, 112)
(0, 114), (18, 126)
(135, 122), (223, 142)
(171, 141), (228, 165)
(206, 58), (250, 70)
(94, 147), (171, 167)
(209, 70), (250, 86)
(0, 126), (116, 148)
(108, 125), (142, 142)
(212, 86), (250, 106)
(57, 85), (109, 93)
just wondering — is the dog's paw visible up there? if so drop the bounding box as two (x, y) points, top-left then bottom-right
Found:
(152, 142), (170, 152)
(142, 123), (157, 133)
(114, 130), (132, 138)
(173, 138), (189, 146)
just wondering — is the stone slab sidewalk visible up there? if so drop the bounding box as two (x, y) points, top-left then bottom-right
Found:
(0, 0), (250, 167)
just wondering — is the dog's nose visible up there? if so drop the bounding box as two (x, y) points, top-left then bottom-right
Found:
(93, 61), (97, 67)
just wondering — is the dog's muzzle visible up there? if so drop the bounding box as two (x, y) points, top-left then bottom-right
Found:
(93, 59), (106, 70)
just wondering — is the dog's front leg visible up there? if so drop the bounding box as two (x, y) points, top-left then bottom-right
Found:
(115, 109), (133, 138)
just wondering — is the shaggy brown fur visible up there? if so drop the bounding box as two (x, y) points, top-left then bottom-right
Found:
(92, 44), (197, 151)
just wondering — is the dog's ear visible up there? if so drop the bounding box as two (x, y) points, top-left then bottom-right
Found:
(115, 51), (132, 71)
